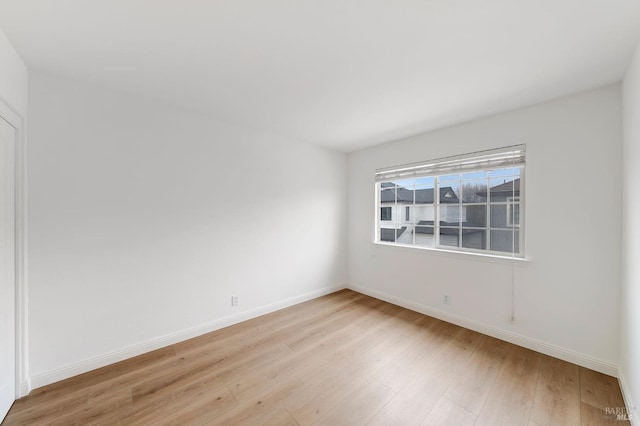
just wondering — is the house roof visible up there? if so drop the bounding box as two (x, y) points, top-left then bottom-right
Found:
(475, 178), (520, 196)
(380, 182), (459, 204)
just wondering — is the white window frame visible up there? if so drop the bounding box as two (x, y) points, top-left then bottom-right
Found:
(374, 145), (525, 258)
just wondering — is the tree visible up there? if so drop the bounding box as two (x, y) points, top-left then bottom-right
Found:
(460, 182), (488, 203)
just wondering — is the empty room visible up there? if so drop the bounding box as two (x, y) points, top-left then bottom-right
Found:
(1, 0), (640, 425)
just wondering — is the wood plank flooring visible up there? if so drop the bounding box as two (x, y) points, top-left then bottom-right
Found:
(3, 290), (629, 425)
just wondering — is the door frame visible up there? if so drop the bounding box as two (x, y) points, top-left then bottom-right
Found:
(0, 97), (29, 398)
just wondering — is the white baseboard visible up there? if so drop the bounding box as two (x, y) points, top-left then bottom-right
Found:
(618, 368), (638, 426)
(18, 379), (31, 398)
(347, 283), (618, 377)
(30, 284), (346, 390)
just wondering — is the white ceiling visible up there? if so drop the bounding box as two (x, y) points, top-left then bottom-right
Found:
(1, 1), (639, 152)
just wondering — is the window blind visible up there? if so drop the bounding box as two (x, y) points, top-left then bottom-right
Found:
(374, 144), (526, 182)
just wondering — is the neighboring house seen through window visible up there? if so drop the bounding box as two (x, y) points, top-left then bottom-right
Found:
(375, 145), (525, 257)
(380, 206), (392, 221)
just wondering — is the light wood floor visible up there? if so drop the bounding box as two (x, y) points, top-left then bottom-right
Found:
(3, 290), (629, 425)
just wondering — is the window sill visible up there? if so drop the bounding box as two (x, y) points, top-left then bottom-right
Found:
(373, 241), (531, 264)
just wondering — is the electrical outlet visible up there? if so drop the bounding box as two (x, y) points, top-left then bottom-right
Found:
(442, 294), (451, 305)
(231, 295), (238, 307)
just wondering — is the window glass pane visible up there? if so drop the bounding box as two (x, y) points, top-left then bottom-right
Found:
(439, 180), (460, 206)
(439, 174), (460, 182)
(414, 176), (435, 187)
(490, 230), (520, 253)
(462, 229), (487, 250)
(414, 178), (435, 205)
(462, 171), (487, 179)
(461, 179), (488, 203)
(490, 204), (508, 228)
(380, 206), (392, 221)
(415, 226), (434, 235)
(489, 168), (520, 178)
(380, 228), (395, 242)
(392, 178), (415, 187)
(439, 228), (459, 247)
(414, 226), (435, 247)
(414, 206), (435, 225)
(439, 204), (460, 225)
(393, 179), (414, 203)
(463, 205), (487, 227)
(394, 226), (412, 244)
(380, 183), (397, 204)
(489, 177), (518, 202)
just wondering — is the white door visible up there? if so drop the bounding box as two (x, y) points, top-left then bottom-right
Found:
(0, 115), (15, 421)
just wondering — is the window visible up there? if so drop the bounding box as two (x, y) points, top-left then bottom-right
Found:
(380, 206), (392, 221)
(375, 145), (525, 257)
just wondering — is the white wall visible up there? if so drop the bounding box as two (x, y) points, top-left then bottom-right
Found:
(0, 26), (27, 117)
(27, 72), (347, 384)
(348, 85), (622, 374)
(621, 41), (640, 423)
(0, 24), (28, 397)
